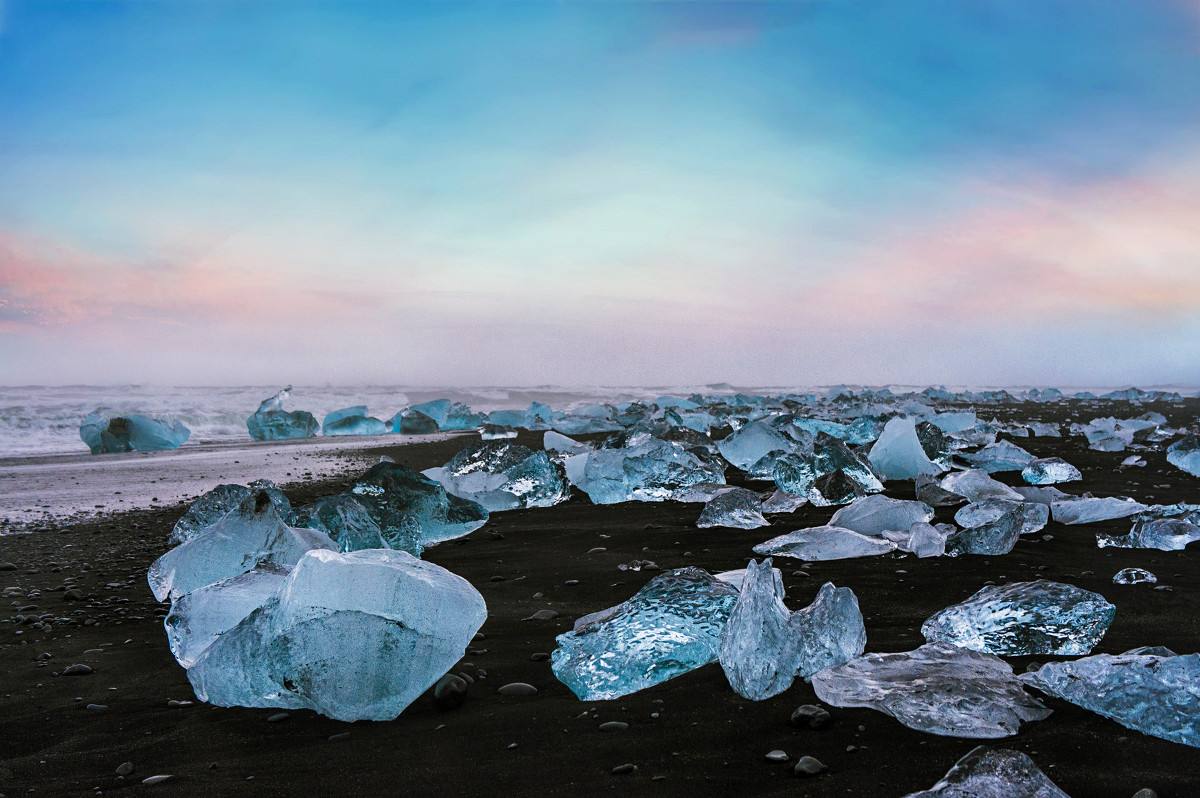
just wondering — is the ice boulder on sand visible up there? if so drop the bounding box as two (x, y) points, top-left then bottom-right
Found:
(940, 470), (1023, 503)
(424, 440), (568, 512)
(947, 504), (1025, 556)
(1050, 496), (1147, 525)
(697, 487), (770, 529)
(955, 499), (1048, 536)
(921, 580), (1115, 656)
(246, 387), (318, 441)
(1167, 434), (1200, 477)
(571, 439), (726, 504)
(186, 549), (487, 722)
(321, 405), (388, 437)
(718, 559), (865, 700)
(829, 495), (934, 535)
(1020, 457), (1081, 485)
(551, 567), (738, 700)
(868, 417), (944, 480)
(772, 433), (884, 504)
(1097, 517), (1200, 551)
(349, 461), (489, 548)
(80, 410), (190, 454)
(753, 525), (897, 561)
(294, 494), (399, 554)
(904, 746), (1068, 798)
(812, 642), (1051, 738)
(170, 480), (293, 545)
(717, 419), (803, 471)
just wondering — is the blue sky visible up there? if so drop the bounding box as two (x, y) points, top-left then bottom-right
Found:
(2, 1), (1199, 386)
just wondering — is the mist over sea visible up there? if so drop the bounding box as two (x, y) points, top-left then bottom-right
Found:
(2, 383), (1195, 458)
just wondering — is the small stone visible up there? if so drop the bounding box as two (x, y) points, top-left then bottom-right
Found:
(765, 750), (789, 762)
(85, 703), (108, 712)
(1132, 789), (1158, 798)
(611, 763), (637, 775)
(530, 652), (550, 662)
(63, 589), (85, 601)
(599, 721), (629, 732)
(142, 775), (174, 786)
(790, 705), (831, 729)
(328, 732), (351, 742)
(115, 762), (134, 777)
(793, 756), (827, 776)
(62, 663), (93, 676)
(564, 579), (580, 586)
(266, 712), (290, 723)
(434, 674), (469, 710)
(523, 609), (559, 621)
(497, 682), (538, 697)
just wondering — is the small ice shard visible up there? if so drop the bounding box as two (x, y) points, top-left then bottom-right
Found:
(349, 461), (489, 547)
(1051, 496), (1147, 525)
(390, 408), (439, 434)
(550, 567), (739, 700)
(829, 495), (934, 535)
(246, 387), (318, 441)
(165, 566), (288, 668)
(480, 424), (518, 440)
(940, 470), (1024, 503)
(1022, 650), (1200, 748)
(673, 482), (738, 503)
(186, 549), (487, 722)
(170, 480), (293, 545)
(1097, 518), (1200, 551)
(714, 564), (782, 591)
(921, 580), (1115, 655)
(868, 417), (944, 480)
(321, 406), (387, 437)
(1012, 485), (1074, 505)
(1167, 434), (1200, 477)
(888, 522), (954, 558)
(947, 504), (1023, 556)
(717, 420), (802, 471)
(772, 433), (883, 503)
(961, 440), (1035, 473)
(426, 440), (568, 512)
(1113, 567), (1156, 585)
(697, 488), (770, 529)
(955, 499), (1048, 536)
(1021, 457), (1081, 485)
(1028, 422), (1062, 438)
(761, 489), (807, 514)
(544, 430), (588, 454)
(80, 410), (190, 454)
(1120, 455), (1147, 469)
(903, 746), (1068, 798)
(915, 474), (966, 507)
(148, 492), (336, 602)
(813, 642), (1050, 738)
(753, 525), (897, 561)
(295, 494), (403, 554)
(718, 560), (865, 700)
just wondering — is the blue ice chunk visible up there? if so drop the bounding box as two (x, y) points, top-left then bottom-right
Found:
(550, 567), (738, 700)
(1051, 496), (1147, 525)
(903, 746), (1068, 798)
(1021, 457), (1081, 485)
(165, 565), (288, 668)
(572, 439), (726, 505)
(829, 495), (934, 535)
(426, 440), (568, 512)
(753, 525), (897, 561)
(1097, 518), (1200, 551)
(186, 548), (487, 721)
(322, 406), (388, 436)
(947, 504), (1024, 556)
(389, 408), (439, 434)
(80, 410), (190, 454)
(349, 461), (489, 547)
(772, 433), (884, 504)
(1022, 650), (1200, 748)
(717, 419), (802, 471)
(696, 487), (769, 529)
(170, 480), (293, 545)
(955, 499), (1048, 536)
(868, 417), (943, 480)
(246, 387), (318, 441)
(294, 494), (405, 554)
(1167, 434), (1200, 477)
(407, 399), (452, 427)
(961, 440), (1036, 473)
(921, 580), (1115, 655)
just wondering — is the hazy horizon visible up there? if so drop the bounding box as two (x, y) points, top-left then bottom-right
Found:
(3, 1), (1200, 387)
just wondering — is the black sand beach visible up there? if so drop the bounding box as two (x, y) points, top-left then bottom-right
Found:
(2, 400), (1199, 797)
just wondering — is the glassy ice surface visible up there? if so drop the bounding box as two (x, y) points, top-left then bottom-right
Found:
(427, 440), (568, 512)
(148, 493), (336, 602)
(1051, 496), (1148, 525)
(812, 642), (1051, 738)
(246, 388), (317, 441)
(1013, 486), (1074, 505)
(322, 405), (388, 436)
(888, 522), (954, 558)
(929, 411), (977, 434)
(80, 410), (191, 454)
(1022, 651), (1200, 748)
(165, 566), (288, 668)
(940, 470), (1024, 503)
(772, 433), (884, 504)
(1113, 567), (1157, 584)
(544, 430), (588, 454)
(407, 399), (453, 427)
(573, 439), (725, 504)
(903, 746), (1068, 798)
(829, 495), (934, 535)
(955, 499), (1048, 536)
(761, 489), (807, 514)
(868, 416), (944, 480)
(916, 474), (967, 507)
(296, 493), (401, 554)
(187, 549), (487, 722)
(947, 504), (1024, 556)
(717, 420), (802, 471)
(1021, 457), (1081, 485)
(170, 480), (293, 545)
(697, 487), (770, 529)
(718, 560), (865, 700)
(550, 567), (738, 700)
(753, 525), (897, 561)
(921, 580), (1115, 655)
(1097, 518), (1200, 551)
(962, 440), (1035, 473)
(1167, 435), (1200, 477)
(350, 461), (489, 547)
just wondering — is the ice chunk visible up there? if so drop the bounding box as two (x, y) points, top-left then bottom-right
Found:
(753, 525), (897, 561)
(1113, 567), (1156, 585)
(148, 492), (336, 602)
(1028, 422), (1062, 438)
(868, 417), (944, 480)
(1120, 455), (1147, 469)
(170, 480), (293, 545)
(889, 522), (954, 558)
(1097, 518), (1200, 551)
(165, 566), (288, 668)
(1051, 496), (1147, 525)
(717, 420), (802, 471)
(915, 474), (966, 507)
(696, 488), (769, 529)
(186, 549), (487, 721)
(673, 482), (738, 503)
(1021, 457), (1081, 485)
(940, 470), (1023, 503)
(349, 461), (489, 547)
(829, 495), (934, 535)
(550, 567), (738, 700)
(921, 580), (1114, 656)
(947, 504), (1023, 556)
(80, 410), (190, 454)
(1022, 651), (1200, 748)
(955, 499), (1048, 536)
(961, 440), (1035, 473)
(772, 433), (883, 503)
(929, 411), (977, 434)
(1012, 485), (1073, 505)
(246, 388), (318, 441)
(714, 565), (781, 591)
(295, 494), (402, 554)
(390, 408), (439, 434)
(760, 489), (807, 514)
(544, 430), (588, 454)
(812, 642), (1051, 738)
(1167, 434), (1200, 477)
(573, 439), (726, 505)
(903, 746), (1068, 798)
(321, 406), (387, 437)
(406, 399), (452, 427)
(718, 560), (865, 700)
(427, 440), (568, 512)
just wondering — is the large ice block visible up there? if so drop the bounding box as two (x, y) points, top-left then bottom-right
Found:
(296, 493), (401, 554)
(246, 387), (318, 441)
(1167, 435), (1200, 477)
(349, 461), (489, 548)
(80, 410), (190, 454)
(717, 419), (802, 471)
(868, 417), (943, 480)
(165, 566), (288, 668)
(829, 495), (934, 535)
(426, 440), (568, 512)
(572, 439), (726, 505)
(772, 433), (884, 504)
(170, 480), (294, 545)
(186, 549), (487, 722)
(903, 746), (1068, 798)
(921, 580), (1115, 655)
(322, 406), (388, 437)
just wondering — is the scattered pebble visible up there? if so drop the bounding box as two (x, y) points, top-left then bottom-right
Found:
(790, 704), (831, 730)
(793, 756), (827, 776)
(497, 682), (538, 697)
(764, 750), (789, 762)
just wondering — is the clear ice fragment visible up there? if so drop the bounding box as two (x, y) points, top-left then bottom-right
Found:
(1051, 496), (1147, 525)
(868, 417), (944, 480)
(940, 470), (1024, 503)
(753, 526), (897, 561)
(1021, 458), (1081, 485)
(427, 440), (568, 512)
(1167, 435), (1200, 477)
(170, 480), (293, 545)
(696, 488), (770, 529)
(246, 387), (318, 441)
(829, 495), (934, 535)
(961, 440), (1035, 473)
(321, 406), (388, 436)
(903, 746), (1068, 798)
(80, 410), (190, 454)
(349, 461), (489, 548)
(1097, 518), (1200, 551)
(1113, 567), (1156, 584)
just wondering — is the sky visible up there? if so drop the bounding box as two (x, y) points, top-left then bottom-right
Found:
(1, 0), (1199, 388)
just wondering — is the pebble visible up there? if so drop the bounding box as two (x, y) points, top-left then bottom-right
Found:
(793, 756), (827, 776)
(434, 674), (469, 710)
(523, 609), (559, 621)
(564, 579), (580, 586)
(141, 775), (174, 786)
(1132, 789), (1158, 798)
(266, 712), (290, 723)
(764, 750), (789, 762)
(790, 704), (831, 730)
(328, 732), (352, 742)
(85, 703), (108, 712)
(497, 682), (538, 697)
(62, 663), (93, 676)
(115, 762), (134, 776)
(529, 652), (550, 662)
(611, 763), (637, 775)
(598, 721), (629, 732)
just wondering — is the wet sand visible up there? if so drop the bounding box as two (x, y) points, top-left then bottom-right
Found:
(1, 401), (1198, 797)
